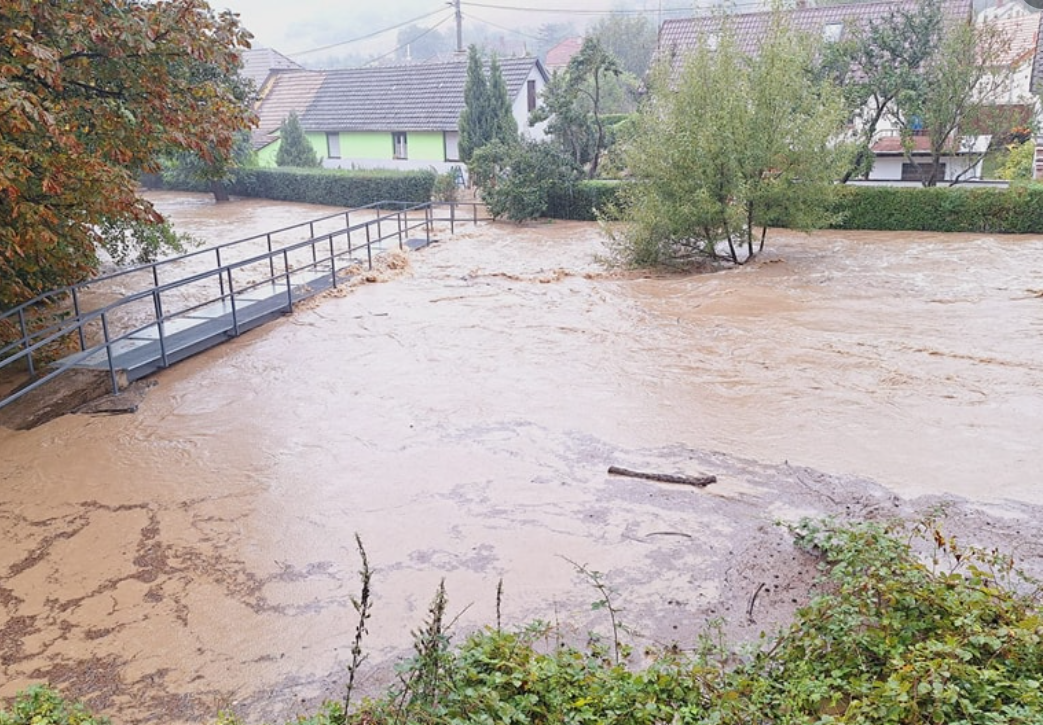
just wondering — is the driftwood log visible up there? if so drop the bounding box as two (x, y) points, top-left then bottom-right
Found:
(607, 466), (716, 487)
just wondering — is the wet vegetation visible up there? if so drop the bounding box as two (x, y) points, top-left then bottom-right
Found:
(6, 519), (1043, 725)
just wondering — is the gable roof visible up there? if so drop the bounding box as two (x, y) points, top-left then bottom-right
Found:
(985, 12), (1039, 68)
(252, 70), (326, 149)
(239, 47), (305, 91)
(545, 37), (584, 71)
(299, 56), (547, 133)
(656, 0), (972, 67)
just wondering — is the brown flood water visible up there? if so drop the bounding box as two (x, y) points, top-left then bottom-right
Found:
(2, 191), (1043, 723)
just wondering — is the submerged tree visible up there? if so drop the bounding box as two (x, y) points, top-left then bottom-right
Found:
(614, 9), (851, 267)
(0, 0), (254, 307)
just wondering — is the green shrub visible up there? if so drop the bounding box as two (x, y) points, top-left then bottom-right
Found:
(0, 685), (108, 725)
(545, 180), (624, 221)
(832, 184), (1043, 233)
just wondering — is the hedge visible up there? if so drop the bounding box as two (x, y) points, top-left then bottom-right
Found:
(543, 181), (1043, 233)
(545, 180), (623, 221)
(231, 168), (436, 207)
(148, 167), (436, 207)
(831, 184), (1043, 233)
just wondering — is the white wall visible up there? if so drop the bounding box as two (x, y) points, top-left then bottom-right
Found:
(514, 66), (548, 140)
(868, 154), (983, 181)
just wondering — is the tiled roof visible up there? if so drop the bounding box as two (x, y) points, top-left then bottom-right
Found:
(1033, 11), (1043, 92)
(985, 12), (1039, 67)
(545, 37), (583, 70)
(239, 47), (305, 91)
(656, 0), (972, 67)
(251, 70), (326, 149)
(300, 56), (546, 132)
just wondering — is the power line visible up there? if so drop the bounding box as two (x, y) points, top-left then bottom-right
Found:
(365, 13), (457, 65)
(461, 1), (693, 15)
(289, 6), (448, 57)
(465, 11), (546, 41)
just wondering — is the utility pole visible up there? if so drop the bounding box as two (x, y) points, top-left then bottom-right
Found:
(454, 0), (463, 53)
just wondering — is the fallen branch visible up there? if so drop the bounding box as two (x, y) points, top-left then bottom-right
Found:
(607, 466), (716, 487)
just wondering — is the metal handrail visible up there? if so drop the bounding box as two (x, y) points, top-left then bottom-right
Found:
(0, 200), (452, 411)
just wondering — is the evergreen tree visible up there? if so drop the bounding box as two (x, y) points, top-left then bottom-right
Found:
(488, 55), (518, 144)
(459, 46), (490, 164)
(276, 111), (320, 167)
(459, 46), (518, 164)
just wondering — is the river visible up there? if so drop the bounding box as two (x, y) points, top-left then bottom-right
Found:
(2, 191), (1042, 722)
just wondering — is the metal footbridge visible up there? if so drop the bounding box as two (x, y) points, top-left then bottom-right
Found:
(0, 200), (487, 412)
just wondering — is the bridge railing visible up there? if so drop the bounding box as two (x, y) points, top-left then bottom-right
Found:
(0, 200), (460, 412)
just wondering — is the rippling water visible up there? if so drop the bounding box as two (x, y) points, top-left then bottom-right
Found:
(2, 192), (1042, 722)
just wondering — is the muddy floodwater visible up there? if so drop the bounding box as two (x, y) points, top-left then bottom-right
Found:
(2, 191), (1043, 723)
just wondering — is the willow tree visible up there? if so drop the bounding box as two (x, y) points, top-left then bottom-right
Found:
(0, 0), (254, 308)
(614, 10), (851, 267)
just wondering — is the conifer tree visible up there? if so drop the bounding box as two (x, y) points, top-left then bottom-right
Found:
(459, 46), (518, 164)
(488, 55), (518, 144)
(276, 111), (320, 167)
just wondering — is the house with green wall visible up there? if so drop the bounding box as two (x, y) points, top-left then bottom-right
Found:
(251, 56), (549, 173)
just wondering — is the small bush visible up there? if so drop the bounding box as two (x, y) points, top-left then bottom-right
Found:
(0, 685), (108, 725)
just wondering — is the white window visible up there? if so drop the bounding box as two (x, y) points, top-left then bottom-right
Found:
(823, 23), (843, 43)
(393, 132), (408, 160)
(326, 132), (340, 159)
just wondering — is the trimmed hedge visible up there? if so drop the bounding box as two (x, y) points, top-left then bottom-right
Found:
(231, 168), (436, 207)
(545, 180), (623, 221)
(150, 167), (436, 207)
(543, 181), (1043, 233)
(832, 184), (1043, 234)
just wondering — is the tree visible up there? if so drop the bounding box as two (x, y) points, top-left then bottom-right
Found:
(823, 0), (1019, 186)
(890, 19), (1020, 186)
(458, 46), (517, 165)
(162, 130), (257, 202)
(589, 14), (657, 79)
(819, 0), (944, 182)
(614, 10), (851, 267)
(487, 55), (519, 145)
(0, 0), (254, 308)
(531, 37), (632, 179)
(471, 139), (580, 222)
(275, 112), (321, 168)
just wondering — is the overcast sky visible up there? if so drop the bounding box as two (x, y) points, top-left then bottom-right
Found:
(212, 0), (707, 64)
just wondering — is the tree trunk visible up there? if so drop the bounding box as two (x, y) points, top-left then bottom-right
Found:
(210, 180), (230, 203)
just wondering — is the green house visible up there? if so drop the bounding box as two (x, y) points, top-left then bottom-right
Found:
(252, 56), (549, 172)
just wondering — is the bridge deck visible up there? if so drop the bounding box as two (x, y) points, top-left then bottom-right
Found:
(0, 197), (488, 413)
